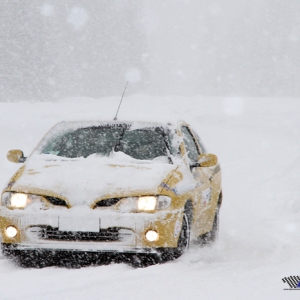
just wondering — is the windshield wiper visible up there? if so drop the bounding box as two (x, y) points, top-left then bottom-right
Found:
(113, 125), (127, 152)
(160, 127), (173, 164)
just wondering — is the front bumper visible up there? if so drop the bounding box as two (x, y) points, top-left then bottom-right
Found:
(0, 207), (183, 253)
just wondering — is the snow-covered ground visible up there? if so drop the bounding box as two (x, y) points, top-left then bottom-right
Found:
(0, 96), (299, 299)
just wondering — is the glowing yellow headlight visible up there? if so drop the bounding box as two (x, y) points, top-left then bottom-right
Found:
(117, 195), (171, 212)
(10, 193), (28, 208)
(138, 196), (157, 211)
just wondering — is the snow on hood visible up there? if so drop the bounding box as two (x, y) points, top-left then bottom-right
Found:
(12, 152), (177, 206)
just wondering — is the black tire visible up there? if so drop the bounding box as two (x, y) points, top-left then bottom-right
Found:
(172, 212), (190, 259)
(126, 253), (160, 268)
(197, 206), (219, 245)
(157, 213), (191, 262)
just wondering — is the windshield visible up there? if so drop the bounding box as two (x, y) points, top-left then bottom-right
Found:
(41, 125), (169, 161)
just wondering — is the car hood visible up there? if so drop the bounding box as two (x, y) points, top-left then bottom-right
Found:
(11, 154), (178, 207)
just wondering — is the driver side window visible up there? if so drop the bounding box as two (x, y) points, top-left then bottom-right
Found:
(181, 126), (200, 162)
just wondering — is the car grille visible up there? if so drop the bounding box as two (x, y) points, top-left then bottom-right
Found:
(28, 226), (132, 242)
(94, 198), (121, 207)
(44, 196), (68, 207)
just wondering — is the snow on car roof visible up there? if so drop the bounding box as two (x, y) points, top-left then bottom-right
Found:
(53, 120), (177, 130)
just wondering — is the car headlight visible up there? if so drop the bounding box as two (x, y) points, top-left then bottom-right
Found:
(118, 195), (171, 212)
(1, 192), (43, 209)
(138, 196), (157, 211)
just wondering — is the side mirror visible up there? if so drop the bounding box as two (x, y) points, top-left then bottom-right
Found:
(190, 153), (218, 169)
(7, 149), (26, 163)
(198, 153), (218, 167)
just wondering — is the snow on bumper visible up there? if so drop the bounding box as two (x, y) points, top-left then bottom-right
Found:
(0, 208), (183, 253)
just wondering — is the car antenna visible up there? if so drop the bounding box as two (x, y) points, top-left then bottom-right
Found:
(114, 81), (128, 120)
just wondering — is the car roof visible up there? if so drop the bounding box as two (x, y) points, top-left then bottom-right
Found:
(54, 120), (179, 131)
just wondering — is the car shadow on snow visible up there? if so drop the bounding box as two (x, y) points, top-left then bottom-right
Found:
(3, 250), (180, 269)
(4, 243), (217, 269)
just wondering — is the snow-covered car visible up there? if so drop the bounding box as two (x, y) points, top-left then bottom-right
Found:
(0, 120), (222, 266)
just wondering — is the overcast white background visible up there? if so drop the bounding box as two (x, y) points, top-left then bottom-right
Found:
(1, 0), (300, 100)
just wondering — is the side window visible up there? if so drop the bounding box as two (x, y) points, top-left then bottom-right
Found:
(191, 130), (207, 154)
(181, 126), (200, 162)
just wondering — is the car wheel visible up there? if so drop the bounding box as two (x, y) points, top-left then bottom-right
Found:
(157, 211), (191, 262)
(126, 253), (161, 268)
(171, 212), (191, 259)
(197, 206), (219, 245)
(178, 213), (190, 250)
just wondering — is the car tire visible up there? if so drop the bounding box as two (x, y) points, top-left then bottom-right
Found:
(197, 206), (219, 245)
(127, 253), (160, 268)
(157, 211), (191, 262)
(171, 212), (191, 259)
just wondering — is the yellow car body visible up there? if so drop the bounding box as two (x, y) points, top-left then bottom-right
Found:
(0, 120), (222, 263)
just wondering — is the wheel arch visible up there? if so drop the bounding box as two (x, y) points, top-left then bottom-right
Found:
(184, 199), (194, 227)
(217, 191), (223, 207)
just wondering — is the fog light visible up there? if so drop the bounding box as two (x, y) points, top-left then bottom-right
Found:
(5, 226), (18, 238)
(145, 230), (159, 242)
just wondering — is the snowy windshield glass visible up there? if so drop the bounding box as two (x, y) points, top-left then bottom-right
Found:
(41, 125), (168, 160)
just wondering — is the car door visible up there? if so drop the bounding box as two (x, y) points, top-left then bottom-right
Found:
(180, 125), (212, 237)
(191, 128), (222, 228)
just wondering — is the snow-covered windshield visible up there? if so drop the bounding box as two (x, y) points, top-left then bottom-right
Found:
(41, 125), (169, 161)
